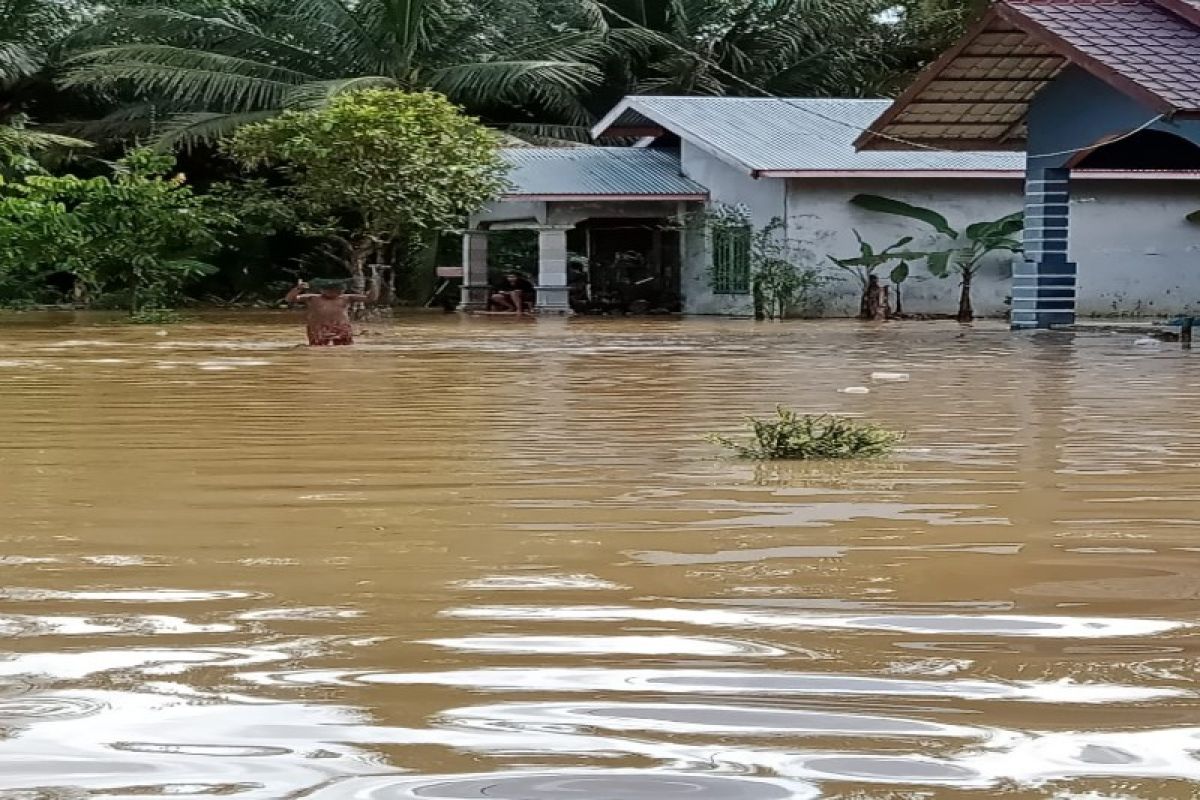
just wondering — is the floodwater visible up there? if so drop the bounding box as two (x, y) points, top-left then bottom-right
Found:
(1, 312), (1199, 799)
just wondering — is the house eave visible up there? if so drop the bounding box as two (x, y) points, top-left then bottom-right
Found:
(500, 193), (708, 202)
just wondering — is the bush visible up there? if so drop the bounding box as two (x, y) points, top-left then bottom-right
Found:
(128, 308), (184, 325)
(710, 408), (902, 460)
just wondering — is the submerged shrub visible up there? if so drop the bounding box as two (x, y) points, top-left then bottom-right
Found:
(710, 408), (901, 460)
(128, 308), (184, 325)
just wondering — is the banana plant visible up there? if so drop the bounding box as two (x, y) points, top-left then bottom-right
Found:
(850, 194), (1024, 322)
(828, 229), (921, 319)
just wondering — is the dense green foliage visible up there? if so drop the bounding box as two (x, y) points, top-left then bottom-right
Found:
(710, 408), (902, 460)
(0, 148), (223, 312)
(226, 89), (505, 291)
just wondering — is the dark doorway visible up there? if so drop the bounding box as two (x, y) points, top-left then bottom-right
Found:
(569, 219), (681, 313)
(1074, 129), (1200, 170)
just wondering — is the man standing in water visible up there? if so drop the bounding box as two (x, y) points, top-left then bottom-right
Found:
(285, 278), (373, 346)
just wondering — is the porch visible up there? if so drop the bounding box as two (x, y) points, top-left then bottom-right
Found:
(461, 148), (707, 314)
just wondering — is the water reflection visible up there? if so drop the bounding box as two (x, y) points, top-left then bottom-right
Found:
(1, 313), (1200, 796)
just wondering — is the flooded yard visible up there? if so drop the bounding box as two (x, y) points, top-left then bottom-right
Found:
(1, 312), (1199, 798)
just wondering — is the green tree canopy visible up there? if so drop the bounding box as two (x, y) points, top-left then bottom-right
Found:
(0, 148), (223, 311)
(225, 88), (506, 289)
(61, 0), (606, 148)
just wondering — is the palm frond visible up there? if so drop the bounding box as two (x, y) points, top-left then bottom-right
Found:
(66, 7), (346, 75)
(366, 0), (427, 70)
(0, 123), (91, 154)
(429, 59), (601, 108)
(155, 110), (278, 152)
(61, 45), (309, 112)
(501, 122), (592, 146)
(283, 75), (399, 108)
(0, 39), (43, 82)
(57, 103), (161, 142)
(287, 0), (387, 74)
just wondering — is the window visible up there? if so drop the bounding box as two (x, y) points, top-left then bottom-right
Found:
(712, 224), (751, 295)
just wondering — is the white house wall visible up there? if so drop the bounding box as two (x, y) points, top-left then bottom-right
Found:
(789, 177), (1022, 318)
(679, 141), (783, 315)
(1070, 180), (1200, 318)
(677, 148), (1200, 317)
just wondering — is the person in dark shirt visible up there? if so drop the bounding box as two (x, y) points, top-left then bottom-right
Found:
(490, 272), (537, 314)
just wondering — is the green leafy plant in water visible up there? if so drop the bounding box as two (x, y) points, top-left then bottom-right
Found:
(709, 407), (902, 460)
(128, 307), (184, 324)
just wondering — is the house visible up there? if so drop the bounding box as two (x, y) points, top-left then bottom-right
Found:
(856, 0), (1200, 328)
(466, 94), (1200, 318)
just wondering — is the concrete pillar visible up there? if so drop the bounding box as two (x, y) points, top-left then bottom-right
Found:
(1011, 165), (1075, 329)
(536, 226), (572, 314)
(460, 230), (490, 311)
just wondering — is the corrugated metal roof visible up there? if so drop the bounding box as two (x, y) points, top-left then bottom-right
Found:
(592, 96), (1025, 173)
(499, 147), (707, 198)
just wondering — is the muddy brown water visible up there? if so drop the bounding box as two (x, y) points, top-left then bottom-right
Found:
(1, 311), (1199, 799)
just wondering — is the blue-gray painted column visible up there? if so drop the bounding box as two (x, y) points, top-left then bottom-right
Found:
(1011, 165), (1075, 329)
(460, 230), (490, 311)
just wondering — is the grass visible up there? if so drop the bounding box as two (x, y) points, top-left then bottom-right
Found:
(710, 407), (902, 460)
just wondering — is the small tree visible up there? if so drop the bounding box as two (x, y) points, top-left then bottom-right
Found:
(750, 219), (828, 320)
(225, 89), (507, 296)
(0, 148), (222, 312)
(850, 194), (1024, 323)
(828, 230), (919, 320)
(703, 208), (826, 320)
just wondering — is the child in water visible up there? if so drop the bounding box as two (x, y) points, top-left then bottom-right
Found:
(285, 278), (371, 346)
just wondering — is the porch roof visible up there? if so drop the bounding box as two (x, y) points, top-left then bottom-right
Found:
(499, 147), (707, 201)
(857, 0), (1200, 151)
(591, 96), (1024, 176)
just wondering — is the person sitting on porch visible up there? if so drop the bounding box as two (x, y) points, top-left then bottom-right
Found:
(490, 272), (536, 314)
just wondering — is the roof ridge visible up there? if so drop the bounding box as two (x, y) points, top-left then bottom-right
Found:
(629, 95), (890, 103)
(1149, 0), (1200, 28)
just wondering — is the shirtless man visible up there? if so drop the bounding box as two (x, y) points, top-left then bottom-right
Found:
(285, 278), (370, 346)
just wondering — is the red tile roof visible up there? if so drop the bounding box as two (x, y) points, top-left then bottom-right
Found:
(858, 0), (1200, 150)
(1007, 0), (1200, 110)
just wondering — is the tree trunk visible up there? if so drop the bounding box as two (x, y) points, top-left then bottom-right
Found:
(752, 280), (765, 321)
(893, 283), (903, 317)
(409, 233), (439, 306)
(957, 269), (974, 323)
(349, 238), (374, 318)
(377, 266), (396, 307)
(866, 276), (887, 321)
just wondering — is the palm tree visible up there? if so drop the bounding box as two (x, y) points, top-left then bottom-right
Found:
(60, 0), (609, 149)
(585, 0), (907, 102)
(1, 0), (94, 167)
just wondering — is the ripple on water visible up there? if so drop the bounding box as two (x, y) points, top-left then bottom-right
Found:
(440, 701), (981, 739)
(247, 667), (1183, 703)
(452, 574), (625, 591)
(442, 605), (1185, 638)
(0, 694), (107, 724)
(421, 635), (786, 657)
(801, 756), (981, 784)
(111, 742), (292, 757)
(0, 588), (254, 603)
(305, 772), (816, 800)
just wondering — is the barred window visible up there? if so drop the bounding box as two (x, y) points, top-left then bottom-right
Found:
(712, 224), (751, 295)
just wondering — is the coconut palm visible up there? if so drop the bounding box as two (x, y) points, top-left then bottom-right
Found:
(60, 0), (608, 149)
(1, 0), (94, 166)
(584, 0), (907, 101)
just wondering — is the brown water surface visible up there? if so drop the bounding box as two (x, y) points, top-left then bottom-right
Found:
(1, 312), (1199, 799)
